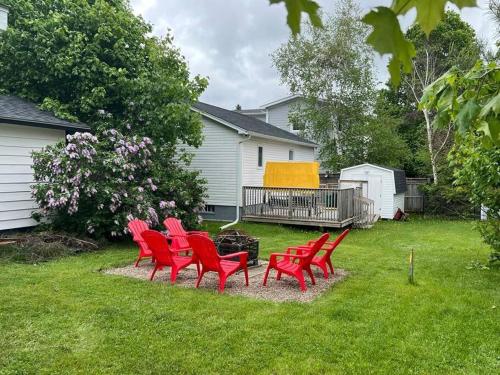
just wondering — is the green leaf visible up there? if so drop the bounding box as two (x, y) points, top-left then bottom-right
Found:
(390, 0), (416, 14)
(450, 0), (477, 8)
(479, 93), (500, 118)
(456, 100), (480, 133)
(415, 0), (447, 36)
(270, 0), (323, 35)
(362, 7), (416, 85)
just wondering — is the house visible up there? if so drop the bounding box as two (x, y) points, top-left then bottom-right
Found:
(339, 163), (406, 219)
(188, 102), (317, 221)
(236, 94), (305, 134)
(0, 95), (90, 230)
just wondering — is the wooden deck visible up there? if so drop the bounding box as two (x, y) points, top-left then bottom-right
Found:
(242, 186), (374, 228)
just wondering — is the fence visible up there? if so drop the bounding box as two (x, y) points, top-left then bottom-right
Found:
(405, 178), (430, 212)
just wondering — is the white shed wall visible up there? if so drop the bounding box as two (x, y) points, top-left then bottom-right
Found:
(182, 116), (240, 206)
(0, 123), (66, 230)
(340, 164), (397, 219)
(394, 193), (405, 214)
(241, 137), (315, 187)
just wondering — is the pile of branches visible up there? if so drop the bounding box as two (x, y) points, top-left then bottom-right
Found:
(0, 232), (100, 263)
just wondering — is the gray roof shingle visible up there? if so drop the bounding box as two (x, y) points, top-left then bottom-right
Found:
(193, 102), (316, 146)
(0, 95), (89, 131)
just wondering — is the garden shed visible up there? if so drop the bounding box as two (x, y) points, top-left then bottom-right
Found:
(339, 163), (406, 219)
(0, 95), (89, 230)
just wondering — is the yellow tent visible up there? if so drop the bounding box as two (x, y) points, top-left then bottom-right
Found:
(263, 161), (320, 188)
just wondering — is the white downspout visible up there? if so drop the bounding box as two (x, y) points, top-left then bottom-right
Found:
(220, 134), (252, 230)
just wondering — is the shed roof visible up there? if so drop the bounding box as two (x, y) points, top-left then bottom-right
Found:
(192, 102), (316, 147)
(0, 95), (89, 131)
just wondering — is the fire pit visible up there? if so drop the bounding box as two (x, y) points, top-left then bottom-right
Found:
(213, 229), (259, 266)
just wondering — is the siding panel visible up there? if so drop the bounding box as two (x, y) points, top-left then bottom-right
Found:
(0, 123), (65, 230)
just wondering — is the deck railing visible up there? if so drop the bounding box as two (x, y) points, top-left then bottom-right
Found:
(242, 186), (367, 227)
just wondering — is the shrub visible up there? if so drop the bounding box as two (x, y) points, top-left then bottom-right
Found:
(32, 130), (206, 239)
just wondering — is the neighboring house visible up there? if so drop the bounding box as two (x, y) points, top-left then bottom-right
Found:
(339, 163), (406, 220)
(189, 102), (317, 221)
(0, 95), (89, 230)
(236, 94), (305, 134)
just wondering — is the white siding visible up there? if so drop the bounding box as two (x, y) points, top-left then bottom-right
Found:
(0, 7), (8, 31)
(394, 193), (405, 214)
(0, 123), (65, 230)
(241, 137), (315, 187)
(266, 98), (305, 133)
(182, 117), (239, 206)
(340, 164), (397, 219)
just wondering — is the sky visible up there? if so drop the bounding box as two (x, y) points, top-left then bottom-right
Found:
(130, 0), (497, 109)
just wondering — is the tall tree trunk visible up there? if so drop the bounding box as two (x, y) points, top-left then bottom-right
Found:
(423, 109), (439, 184)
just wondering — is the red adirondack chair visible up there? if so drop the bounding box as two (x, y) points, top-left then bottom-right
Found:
(141, 230), (199, 284)
(306, 229), (350, 279)
(262, 233), (330, 292)
(163, 217), (210, 252)
(187, 234), (249, 293)
(128, 219), (154, 267)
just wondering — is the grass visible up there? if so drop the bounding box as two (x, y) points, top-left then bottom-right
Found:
(0, 218), (498, 374)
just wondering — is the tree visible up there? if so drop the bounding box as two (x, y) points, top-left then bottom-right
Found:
(273, 0), (406, 171)
(390, 12), (481, 183)
(235, 104), (242, 110)
(0, 0), (208, 236)
(269, 0), (480, 86)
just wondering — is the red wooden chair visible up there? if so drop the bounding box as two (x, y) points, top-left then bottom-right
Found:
(187, 234), (249, 293)
(306, 229), (350, 279)
(127, 219), (154, 267)
(141, 230), (199, 284)
(262, 233), (330, 292)
(163, 217), (210, 252)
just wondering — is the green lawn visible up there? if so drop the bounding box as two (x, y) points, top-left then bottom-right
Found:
(0, 218), (498, 374)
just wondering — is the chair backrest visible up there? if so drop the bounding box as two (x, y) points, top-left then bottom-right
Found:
(319, 229), (350, 260)
(141, 230), (173, 265)
(301, 233), (330, 265)
(187, 234), (221, 272)
(163, 217), (187, 236)
(128, 219), (150, 252)
(163, 217), (191, 249)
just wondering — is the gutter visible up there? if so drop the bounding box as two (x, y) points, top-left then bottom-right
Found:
(220, 134), (252, 230)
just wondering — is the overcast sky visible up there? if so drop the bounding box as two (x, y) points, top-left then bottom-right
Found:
(130, 0), (497, 109)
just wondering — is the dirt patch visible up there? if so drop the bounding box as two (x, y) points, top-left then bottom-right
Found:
(104, 261), (348, 303)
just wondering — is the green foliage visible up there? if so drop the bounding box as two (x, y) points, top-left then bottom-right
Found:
(421, 61), (500, 146)
(0, 0), (207, 148)
(269, 0), (323, 35)
(448, 135), (500, 264)
(419, 181), (479, 217)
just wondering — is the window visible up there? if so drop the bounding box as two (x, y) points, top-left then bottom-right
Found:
(202, 204), (215, 213)
(258, 146), (263, 167)
(289, 150), (294, 160)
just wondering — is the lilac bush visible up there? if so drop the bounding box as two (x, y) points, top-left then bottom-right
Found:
(32, 130), (204, 238)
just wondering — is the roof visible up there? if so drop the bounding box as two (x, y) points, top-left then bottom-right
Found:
(0, 96), (89, 131)
(341, 163), (407, 194)
(192, 102), (316, 147)
(260, 94), (303, 109)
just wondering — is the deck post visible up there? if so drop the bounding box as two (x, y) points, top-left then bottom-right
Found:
(288, 188), (293, 218)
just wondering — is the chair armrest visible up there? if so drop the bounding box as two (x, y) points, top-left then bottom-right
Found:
(219, 251), (248, 260)
(270, 252), (308, 261)
(187, 230), (209, 237)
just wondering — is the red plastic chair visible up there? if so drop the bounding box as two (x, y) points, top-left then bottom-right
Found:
(263, 233), (330, 292)
(306, 229), (349, 279)
(187, 234), (249, 293)
(128, 219), (153, 267)
(141, 230), (199, 284)
(163, 217), (210, 252)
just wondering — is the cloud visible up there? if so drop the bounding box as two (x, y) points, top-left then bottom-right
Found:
(130, 0), (497, 109)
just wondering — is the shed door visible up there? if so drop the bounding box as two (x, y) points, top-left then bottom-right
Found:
(367, 175), (383, 215)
